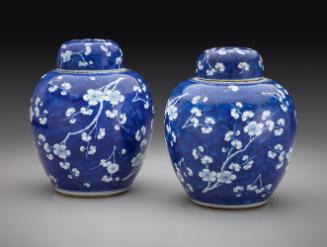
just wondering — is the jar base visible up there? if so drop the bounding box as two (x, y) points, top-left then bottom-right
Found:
(191, 199), (269, 209)
(54, 187), (130, 198)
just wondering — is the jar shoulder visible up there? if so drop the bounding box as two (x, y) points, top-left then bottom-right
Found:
(169, 78), (295, 109)
(31, 69), (152, 100)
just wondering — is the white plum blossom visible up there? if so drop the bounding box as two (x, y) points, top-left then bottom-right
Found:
(233, 186), (244, 193)
(53, 144), (70, 159)
(231, 139), (242, 150)
(224, 131), (234, 141)
(217, 47), (227, 55)
(79, 61), (89, 67)
(243, 160), (254, 170)
(107, 162), (119, 174)
(238, 62), (250, 71)
(277, 118), (285, 126)
(84, 44), (92, 55)
(171, 132), (177, 143)
(101, 175), (113, 183)
(166, 105), (178, 121)
(268, 150), (277, 159)
(104, 89), (125, 105)
(191, 96), (201, 104)
(71, 168), (80, 177)
(65, 107), (76, 117)
(244, 121), (264, 136)
(217, 171), (237, 184)
(43, 143), (51, 153)
(46, 154), (54, 160)
(131, 152), (145, 167)
(59, 161), (70, 170)
(231, 108), (240, 119)
(275, 144), (283, 150)
(265, 120), (275, 131)
(61, 83), (71, 90)
(88, 146), (96, 155)
(84, 183), (91, 188)
(242, 155), (249, 161)
(199, 169), (217, 182)
(97, 128), (106, 140)
(201, 155), (213, 165)
(38, 134), (46, 142)
(201, 127), (213, 134)
(119, 113), (127, 124)
(115, 56), (122, 65)
(39, 117), (47, 125)
(241, 111), (254, 121)
(247, 184), (257, 191)
(192, 146), (204, 160)
(228, 85), (239, 92)
(258, 56), (264, 69)
(135, 126), (146, 142)
(229, 163), (241, 172)
(233, 185), (244, 197)
(236, 101), (243, 108)
(81, 132), (91, 142)
(274, 128), (284, 136)
(61, 50), (72, 62)
(261, 110), (271, 120)
(197, 60), (204, 70)
(105, 109), (118, 118)
(214, 62), (225, 72)
(186, 167), (193, 176)
(190, 107), (202, 117)
(80, 107), (93, 115)
(83, 89), (104, 106)
(190, 117), (199, 127)
(206, 68), (215, 76)
(205, 117), (215, 125)
(69, 118), (76, 124)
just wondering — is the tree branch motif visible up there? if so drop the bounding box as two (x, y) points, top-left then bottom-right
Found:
(32, 75), (152, 188)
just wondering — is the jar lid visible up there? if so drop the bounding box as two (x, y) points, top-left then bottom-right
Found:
(56, 39), (123, 70)
(195, 47), (264, 80)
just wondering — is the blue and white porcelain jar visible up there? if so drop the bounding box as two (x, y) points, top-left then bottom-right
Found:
(30, 39), (154, 197)
(164, 47), (296, 208)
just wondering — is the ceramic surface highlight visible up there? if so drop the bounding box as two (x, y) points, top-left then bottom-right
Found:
(164, 47), (296, 208)
(30, 39), (154, 196)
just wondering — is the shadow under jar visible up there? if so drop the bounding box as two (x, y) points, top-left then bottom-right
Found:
(30, 39), (154, 197)
(164, 47), (296, 209)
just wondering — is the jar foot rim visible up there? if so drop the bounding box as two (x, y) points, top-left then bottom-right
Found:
(54, 187), (131, 198)
(191, 198), (269, 209)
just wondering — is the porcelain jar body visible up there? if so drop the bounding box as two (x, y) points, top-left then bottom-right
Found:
(30, 39), (154, 196)
(164, 47), (296, 208)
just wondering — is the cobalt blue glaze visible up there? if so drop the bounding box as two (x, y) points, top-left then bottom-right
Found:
(196, 47), (264, 80)
(165, 47), (296, 208)
(30, 39), (154, 196)
(57, 39), (123, 70)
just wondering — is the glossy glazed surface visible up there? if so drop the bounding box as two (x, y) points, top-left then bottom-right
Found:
(57, 39), (123, 70)
(30, 40), (154, 194)
(165, 47), (296, 207)
(196, 47), (264, 80)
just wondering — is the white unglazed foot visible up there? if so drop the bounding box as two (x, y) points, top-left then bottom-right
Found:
(54, 187), (131, 198)
(191, 199), (269, 209)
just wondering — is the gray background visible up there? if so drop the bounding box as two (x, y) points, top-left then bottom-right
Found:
(1, 3), (327, 246)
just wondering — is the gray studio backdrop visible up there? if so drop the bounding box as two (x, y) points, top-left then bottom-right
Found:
(0, 39), (326, 247)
